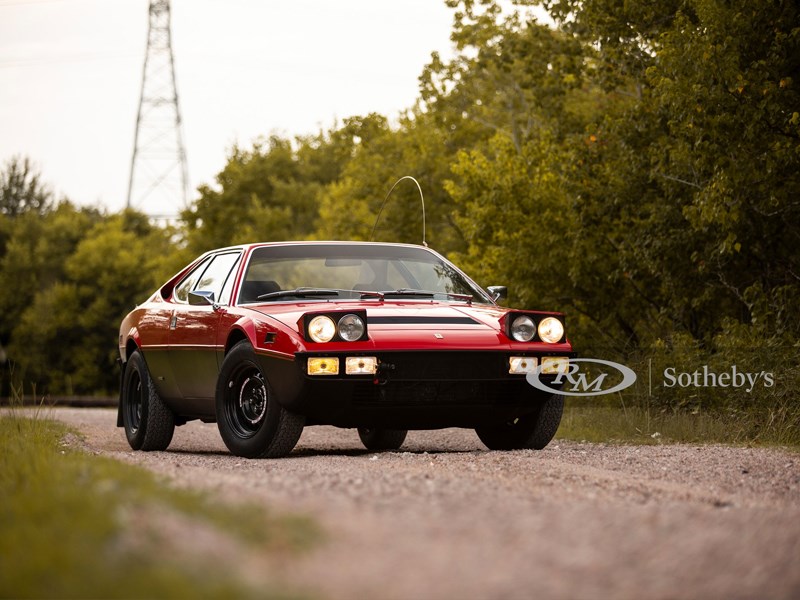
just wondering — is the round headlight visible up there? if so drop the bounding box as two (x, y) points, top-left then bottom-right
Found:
(338, 314), (365, 342)
(538, 317), (564, 344)
(510, 315), (536, 342)
(308, 315), (336, 343)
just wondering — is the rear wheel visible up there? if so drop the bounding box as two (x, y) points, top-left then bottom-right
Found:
(121, 351), (175, 451)
(216, 341), (304, 458)
(357, 427), (408, 451)
(476, 394), (564, 450)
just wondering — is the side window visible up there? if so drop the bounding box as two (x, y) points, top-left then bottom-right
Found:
(195, 252), (241, 303)
(173, 257), (212, 303)
(217, 254), (242, 306)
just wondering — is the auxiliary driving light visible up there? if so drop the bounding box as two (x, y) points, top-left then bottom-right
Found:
(345, 356), (378, 375)
(541, 356), (569, 375)
(307, 357), (339, 375)
(509, 356), (538, 374)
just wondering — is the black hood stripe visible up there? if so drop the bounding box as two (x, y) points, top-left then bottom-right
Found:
(369, 316), (478, 325)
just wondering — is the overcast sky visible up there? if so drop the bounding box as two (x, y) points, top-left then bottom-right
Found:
(0, 0), (457, 215)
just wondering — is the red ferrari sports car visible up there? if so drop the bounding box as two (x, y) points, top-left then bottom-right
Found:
(118, 241), (572, 457)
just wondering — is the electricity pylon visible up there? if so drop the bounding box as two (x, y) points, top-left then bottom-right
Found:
(126, 0), (188, 218)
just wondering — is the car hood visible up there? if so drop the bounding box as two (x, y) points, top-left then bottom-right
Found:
(249, 301), (512, 350)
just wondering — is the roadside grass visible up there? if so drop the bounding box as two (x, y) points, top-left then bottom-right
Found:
(0, 412), (318, 599)
(557, 400), (800, 448)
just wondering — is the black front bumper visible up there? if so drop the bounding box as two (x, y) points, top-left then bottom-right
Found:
(260, 350), (570, 429)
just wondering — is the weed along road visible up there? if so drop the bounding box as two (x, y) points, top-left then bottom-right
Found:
(52, 408), (799, 599)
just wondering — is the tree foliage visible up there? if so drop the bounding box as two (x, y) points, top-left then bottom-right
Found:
(0, 201), (174, 395)
(179, 123), (373, 256)
(0, 156), (51, 218)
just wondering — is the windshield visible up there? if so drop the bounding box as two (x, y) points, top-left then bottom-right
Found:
(238, 244), (492, 304)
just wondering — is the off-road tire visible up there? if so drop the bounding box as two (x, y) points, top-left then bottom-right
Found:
(121, 350), (175, 451)
(216, 341), (304, 458)
(357, 427), (408, 451)
(475, 394), (564, 451)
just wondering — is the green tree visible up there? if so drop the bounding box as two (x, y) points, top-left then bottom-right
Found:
(534, 0), (800, 344)
(315, 111), (467, 251)
(421, 1), (586, 150)
(180, 124), (371, 256)
(644, 0), (800, 338)
(0, 156), (51, 217)
(8, 211), (174, 393)
(419, 1), (631, 346)
(0, 202), (101, 351)
(437, 0), (800, 353)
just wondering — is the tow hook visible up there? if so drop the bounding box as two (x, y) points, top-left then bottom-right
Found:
(374, 362), (395, 386)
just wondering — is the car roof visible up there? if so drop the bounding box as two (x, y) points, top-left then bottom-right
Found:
(213, 241), (432, 252)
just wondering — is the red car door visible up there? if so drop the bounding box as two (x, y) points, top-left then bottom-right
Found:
(167, 251), (241, 406)
(135, 297), (181, 400)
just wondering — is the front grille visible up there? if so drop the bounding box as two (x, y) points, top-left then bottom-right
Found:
(377, 352), (507, 381)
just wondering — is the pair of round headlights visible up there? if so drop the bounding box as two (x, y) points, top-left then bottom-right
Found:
(309, 312), (561, 344)
(510, 315), (564, 344)
(308, 314), (365, 343)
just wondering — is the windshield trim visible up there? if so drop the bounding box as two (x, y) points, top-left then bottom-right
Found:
(235, 243), (494, 307)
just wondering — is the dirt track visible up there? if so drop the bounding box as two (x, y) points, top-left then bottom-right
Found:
(49, 407), (800, 599)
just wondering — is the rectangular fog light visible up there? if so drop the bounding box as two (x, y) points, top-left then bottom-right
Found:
(541, 356), (569, 375)
(307, 357), (339, 376)
(509, 356), (538, 374)
(346, 356), (377, 375)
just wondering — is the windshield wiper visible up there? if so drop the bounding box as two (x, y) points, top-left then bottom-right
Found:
(382, 289), (473, 303)
(255, 287), (471, 302)
(257, 287), (384, 301)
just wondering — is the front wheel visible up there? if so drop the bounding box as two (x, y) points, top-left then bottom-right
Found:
(215, 341), (304, 458)
(357, 427), (407, 451)
(121, 351), (175, 451)
(476, 394), (564, 450)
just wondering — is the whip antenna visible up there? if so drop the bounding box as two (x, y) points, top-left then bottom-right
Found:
(370, 176), (427, 247)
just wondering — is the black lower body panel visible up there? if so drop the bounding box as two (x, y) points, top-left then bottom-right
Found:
(260, 350), (565, 430)
(304, 379), (552, 429)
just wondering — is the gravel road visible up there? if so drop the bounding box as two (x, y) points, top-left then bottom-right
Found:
(48, 407), (800, 600)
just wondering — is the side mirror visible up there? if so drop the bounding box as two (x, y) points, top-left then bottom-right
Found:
(486, 285), (508, 302)
(188, 290), (216, 306)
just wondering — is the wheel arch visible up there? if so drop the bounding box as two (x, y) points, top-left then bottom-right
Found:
(223, 314), (294, 355)
(120, 327), (142, 363)
(125, 338), (140, 363)
(118, 334), (142, 427)
(225, 326), (251, 354)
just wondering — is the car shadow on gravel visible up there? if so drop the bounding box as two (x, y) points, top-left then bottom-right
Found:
(286, 447), (485, 458)
(161, 447), (485, 459)
(166, 449), (233, 457)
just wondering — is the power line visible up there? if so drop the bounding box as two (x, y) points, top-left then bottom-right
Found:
(0, 0), (90, 7)
(0, 52), (139, 69)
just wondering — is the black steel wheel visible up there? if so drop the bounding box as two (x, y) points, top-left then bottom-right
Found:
(121, 350), (175, 451)
(224, 365), (268, 439)
(475, 394), (564, 451)
(215, 341), (304, 458)
(357, 427), (408, 451)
